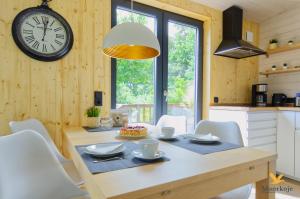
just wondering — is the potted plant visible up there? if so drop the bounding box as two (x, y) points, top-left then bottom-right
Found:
(86, 106), (101, 128)
(269, 39), (278, 49)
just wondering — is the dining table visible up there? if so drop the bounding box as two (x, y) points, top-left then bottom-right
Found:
(63, 127), (277, 199)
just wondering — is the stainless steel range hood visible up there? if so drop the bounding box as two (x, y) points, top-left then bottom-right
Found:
(214, 6), (266, 59)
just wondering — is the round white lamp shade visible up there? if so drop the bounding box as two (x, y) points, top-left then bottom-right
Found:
(103, 22), (160, 60)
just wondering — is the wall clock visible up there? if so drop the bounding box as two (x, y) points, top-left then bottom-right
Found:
(12, 0), (73, 62)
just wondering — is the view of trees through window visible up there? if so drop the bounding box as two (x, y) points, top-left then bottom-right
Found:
(116, 9), (155, 106)
(115, 8), (197, 128)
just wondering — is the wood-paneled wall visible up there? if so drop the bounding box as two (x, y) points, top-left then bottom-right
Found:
(259, 6), (300, 101)
(0, 0), (111, 150)
(0, 0), (259, 149)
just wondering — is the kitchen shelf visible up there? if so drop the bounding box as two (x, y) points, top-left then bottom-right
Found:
(260, 67), (300, 77)
(266, 42), (300, 56)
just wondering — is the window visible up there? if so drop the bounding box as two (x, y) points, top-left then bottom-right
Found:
(111, 0), (203, 132)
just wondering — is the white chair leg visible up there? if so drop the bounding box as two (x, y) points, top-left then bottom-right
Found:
(63, 160), (85, 186)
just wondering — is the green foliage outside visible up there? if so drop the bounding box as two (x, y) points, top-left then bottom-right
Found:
(116, 9), (196, 108)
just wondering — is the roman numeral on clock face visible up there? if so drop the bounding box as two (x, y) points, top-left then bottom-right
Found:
(25, 35), (35, 43)
(41, 16), (49, 24)
(56, 34), (65, 39)
(49, 20), (55, 27)
(32, 41), (40, 50)
(32, 16), (41, 25)
(51, 44), (56, 51)
(42, 44), (47, 53)
(26, 22), (35, 28)
(55, 39), (63, 46)
(23, 29), (33, 34)
(54, 27), (63, 32)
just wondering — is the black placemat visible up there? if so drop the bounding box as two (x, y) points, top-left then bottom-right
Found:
(83, 126), (120, 132)
(76, 142), (170, 174)
(161, 136), (241, 155)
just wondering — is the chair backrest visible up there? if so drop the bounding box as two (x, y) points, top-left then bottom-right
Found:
(0, 131), (88, 199)
(156, 115), (187, 134)
(9, 118), (66, 163)
(194, 120), (244, 146)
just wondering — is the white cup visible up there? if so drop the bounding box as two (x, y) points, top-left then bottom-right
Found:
(161, 127), (175, 138)
(139, 139), (159, 158)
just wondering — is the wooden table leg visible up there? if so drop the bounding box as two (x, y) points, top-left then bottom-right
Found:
(256, 160), (276, 199)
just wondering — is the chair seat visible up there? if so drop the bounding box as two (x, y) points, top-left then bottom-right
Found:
(9, 118), (84, 186)
(0, 131), (90, 199)
(212, 184), (252, 199)
(63, 160), (85, 186)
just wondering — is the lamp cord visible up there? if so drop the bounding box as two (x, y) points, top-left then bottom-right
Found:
(130, 0), (134, 22)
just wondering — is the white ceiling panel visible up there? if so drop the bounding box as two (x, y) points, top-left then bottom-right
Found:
(192, 0), (300, 22)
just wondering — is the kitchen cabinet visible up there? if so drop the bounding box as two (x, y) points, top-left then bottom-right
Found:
(277, 111), (295, 177)
(209, 109), (277, 152)
(295, 112), (300, 179)
(295, 130), (300, 179)
(210, 106), (300, 181)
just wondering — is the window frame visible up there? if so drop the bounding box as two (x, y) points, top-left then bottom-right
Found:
(110, 0), (203, 125)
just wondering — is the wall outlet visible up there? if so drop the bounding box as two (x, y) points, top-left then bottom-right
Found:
(94, 91), (103, 106)
(214, 97), (219, 104)
(246, 31), (254, 43)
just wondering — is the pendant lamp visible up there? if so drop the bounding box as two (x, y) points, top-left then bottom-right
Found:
(103, 1), (160, 60)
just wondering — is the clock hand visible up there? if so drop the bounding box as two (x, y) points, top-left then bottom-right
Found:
(42, 18), (49, 41)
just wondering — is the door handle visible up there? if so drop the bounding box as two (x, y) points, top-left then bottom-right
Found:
(163, 90), (168, 102)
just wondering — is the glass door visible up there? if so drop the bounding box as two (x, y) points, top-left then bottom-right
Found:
(111, 1), (162, 124)
(111, 0), (203, 130)
(162, 13), (203, 133)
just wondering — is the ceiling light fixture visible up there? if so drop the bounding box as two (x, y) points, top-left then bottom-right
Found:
(103, 0), (160, 60)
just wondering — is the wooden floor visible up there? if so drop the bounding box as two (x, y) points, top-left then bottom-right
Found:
(250, 177), (300, 199)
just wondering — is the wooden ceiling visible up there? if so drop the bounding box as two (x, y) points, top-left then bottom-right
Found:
(192, 0), (300, 22)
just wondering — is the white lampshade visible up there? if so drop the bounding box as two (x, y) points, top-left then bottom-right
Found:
(103, 22), (160, 60)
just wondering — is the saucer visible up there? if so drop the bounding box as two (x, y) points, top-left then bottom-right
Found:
(157, 134), (177, 141)
(132, 149), (165, 160)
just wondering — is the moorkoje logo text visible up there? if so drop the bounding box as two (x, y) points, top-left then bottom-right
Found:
(263, 185), (294, 193)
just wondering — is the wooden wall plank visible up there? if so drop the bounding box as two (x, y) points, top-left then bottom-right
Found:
(0, 0), (259, 148)
(259, 6), (300, 102)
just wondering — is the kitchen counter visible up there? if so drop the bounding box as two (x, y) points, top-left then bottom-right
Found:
(210, 104), (300, 112)
(210, 104), (300, 181)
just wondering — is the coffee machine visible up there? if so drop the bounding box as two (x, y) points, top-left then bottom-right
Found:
(252, 84), (268, 107)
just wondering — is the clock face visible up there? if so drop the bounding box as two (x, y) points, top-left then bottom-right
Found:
(21, 13), (67, 54)
(12, 6), (73, 61)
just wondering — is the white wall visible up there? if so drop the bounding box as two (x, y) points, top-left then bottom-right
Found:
(259, 6), (300, 102)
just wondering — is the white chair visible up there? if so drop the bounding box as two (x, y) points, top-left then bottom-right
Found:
(9, 118), (84, 186)
(0, 131), (90, 199)
(156, 115), (187, 134)
(194, 120), (251, 199)
(137, 115), (187, 135)
(194, 120), (244, 146)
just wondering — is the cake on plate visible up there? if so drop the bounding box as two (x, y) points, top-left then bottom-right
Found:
(119, 126), (148, 137)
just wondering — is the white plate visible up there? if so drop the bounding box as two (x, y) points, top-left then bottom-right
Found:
(132, 149), (165, 160)
(157, 134), (177, 141)
(186, 133), (220, 143)
(84, 143), (126, 157)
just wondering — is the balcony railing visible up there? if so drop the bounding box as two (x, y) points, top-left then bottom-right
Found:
(116, 103), (192, 124)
